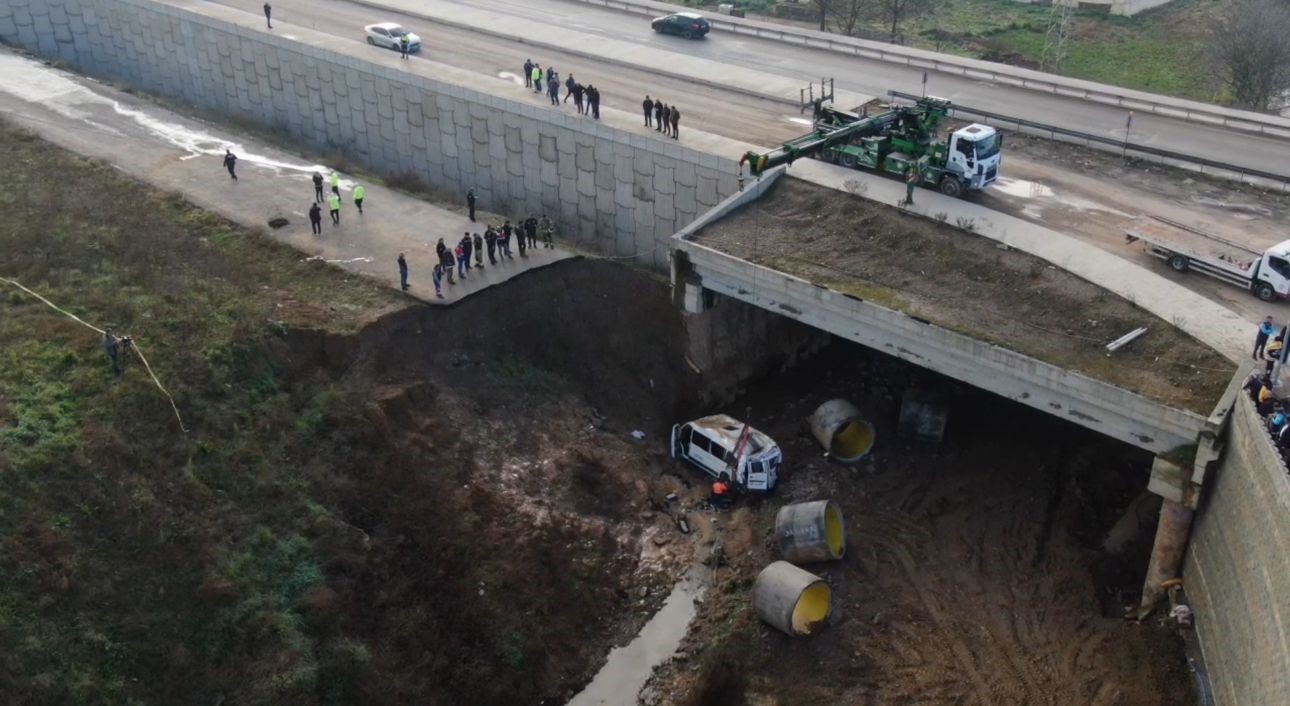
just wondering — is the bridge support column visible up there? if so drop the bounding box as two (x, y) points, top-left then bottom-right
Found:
(1139, 497), (1194, 616)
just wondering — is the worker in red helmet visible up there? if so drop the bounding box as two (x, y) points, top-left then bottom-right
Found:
(710, 473), (733, 510)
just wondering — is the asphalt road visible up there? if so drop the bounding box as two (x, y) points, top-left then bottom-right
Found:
(248, 0), (1288, 178)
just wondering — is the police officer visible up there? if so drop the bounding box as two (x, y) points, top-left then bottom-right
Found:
(353, 183), (365, 214)
(399, 32), (410, 59)
(328, 192), (341, 225)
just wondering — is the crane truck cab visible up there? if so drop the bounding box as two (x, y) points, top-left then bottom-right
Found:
(670, 415), (782, 492)
(943, 123), (1001, 195)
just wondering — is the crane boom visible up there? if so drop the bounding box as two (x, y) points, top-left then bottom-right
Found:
(739, 97), (952, 177)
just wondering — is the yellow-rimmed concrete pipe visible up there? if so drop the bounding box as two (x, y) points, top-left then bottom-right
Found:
(775, 500), (846, 563)
(809, 399), (875, 462)
(752, 561), (832, 636)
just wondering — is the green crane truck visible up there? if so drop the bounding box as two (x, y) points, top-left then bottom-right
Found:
(739, 97), (1002, 197)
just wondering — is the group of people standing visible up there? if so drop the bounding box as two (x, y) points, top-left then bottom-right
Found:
(523, 59), (602, 119)
(1245, 315), (1290, 468)
(306, 170), (364, 234)
(414, 212), (555, 298)
(641, 96), (681, 139)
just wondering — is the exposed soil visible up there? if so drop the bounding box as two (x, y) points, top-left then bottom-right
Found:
(644, 343), (1197, 706)
(693, 176), (1234, 414)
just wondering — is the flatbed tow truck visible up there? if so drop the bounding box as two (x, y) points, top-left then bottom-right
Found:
(1124, 216), (1290, 301)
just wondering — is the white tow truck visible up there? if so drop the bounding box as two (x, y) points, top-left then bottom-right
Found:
(1124, 217), (1290, 302)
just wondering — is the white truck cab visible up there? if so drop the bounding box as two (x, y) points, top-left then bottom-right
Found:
(946, 124), (1001, 191)
(670, 415), (782, 492)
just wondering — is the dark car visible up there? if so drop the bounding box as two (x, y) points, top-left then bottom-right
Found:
(651, 12), (710, 39)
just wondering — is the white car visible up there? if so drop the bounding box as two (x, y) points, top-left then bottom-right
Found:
(670, 414), (782, 492)
(363, 23), (422, 53)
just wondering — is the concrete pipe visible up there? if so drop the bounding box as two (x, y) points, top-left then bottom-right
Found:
(809, 399), (875, 462)
(753, 561), (832, 636)
(775, 500), (846, 563)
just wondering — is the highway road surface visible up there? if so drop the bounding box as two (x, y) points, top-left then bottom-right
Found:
(234, 0), (1289, 178)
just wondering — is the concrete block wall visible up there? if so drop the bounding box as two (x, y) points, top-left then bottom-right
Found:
(0, 0), (739, 268)
(1183, 395), (1290, 706)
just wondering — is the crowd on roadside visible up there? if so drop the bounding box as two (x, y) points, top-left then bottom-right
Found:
(519, 59), (684, 139)
(1243, 315), (1290, 470)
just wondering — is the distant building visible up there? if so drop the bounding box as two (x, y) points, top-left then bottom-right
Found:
(1014, 0), (1177, 17)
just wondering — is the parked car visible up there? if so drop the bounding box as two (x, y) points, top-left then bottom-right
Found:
(651, 12), (711, 39)
(670, 414), (782, 492)
(363, 22), (422, 53)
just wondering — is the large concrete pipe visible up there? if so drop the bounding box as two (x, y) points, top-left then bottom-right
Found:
(752, 561), (832, 636)
(775, 500), (846, 563)
(809, 399), (875, 462)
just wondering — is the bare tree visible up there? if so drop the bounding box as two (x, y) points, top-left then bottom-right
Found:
(832, 0), (873, 37)
(812, 0), (833, 32)
(1210, 0), (1290, 112)
(877, 0), (932, 44)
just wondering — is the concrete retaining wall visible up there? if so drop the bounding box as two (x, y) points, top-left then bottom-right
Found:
(1184, 395), (1290, 706)
(0, 0), (739, 267)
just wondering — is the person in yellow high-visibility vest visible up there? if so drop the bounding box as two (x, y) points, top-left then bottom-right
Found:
(353, 184), (365, 214)
(329, 171), (341, 199)
(328, 193), (341, 226)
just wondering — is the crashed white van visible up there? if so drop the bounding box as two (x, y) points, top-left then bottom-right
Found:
(670, 414), (782, 492)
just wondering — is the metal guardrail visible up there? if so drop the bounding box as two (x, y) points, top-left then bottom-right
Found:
(570, 0), (1290, 140)
(887, 91), (1290, 192)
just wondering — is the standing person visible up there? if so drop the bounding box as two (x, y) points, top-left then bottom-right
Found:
(485, 227), (498, 265)
(547, 67), (557, 89)
(1254, 316), (1278, 360)
(588, 85), (600, 119)
(643, 95), (654, 127)
(455, 243), (468, 280)
(398, 252), (409, 291)
(540, 214), (554, 249)
(223, 149), (238, 180)
(523, 59), (533, 88)
(399, 32), (410, 59)
(564, 74), (576, 103)
(670, 105), (680, 140)
(515, 218), (528, 257)
(572, 83), (585, 115)
(1266, 335), (1284, 375)
(466, 189), (476, 222)
(308, 202), (322, 235)
(461, 232), (473, 271)
(432, 264), (444, 298)
(353, 183), (365, 214)
(548, 77), (560, 106)
(654, 100), (664, 131)
(103, 329), (121, 376)
(312, 171), (324, 202)
(329, 171), (341, 198)
(660, 104), (671, 136)
(439, 245), (456, 285)
(500, 220), (512, 259)
(904, 163), (919, 206)
(435, 236), (447, 264)
(328, 192), (341, 225)
(532, 64), (543, 94)
(263, 2), (272, 29)
(525, 215), (538, 249)
(473, 232), (484, 268)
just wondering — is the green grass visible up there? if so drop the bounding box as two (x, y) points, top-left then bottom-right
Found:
(0, 122), (402, 705)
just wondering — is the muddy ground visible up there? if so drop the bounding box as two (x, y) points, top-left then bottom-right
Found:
(644, 342), (1196, 706)
(693, 176), (1234, 414)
